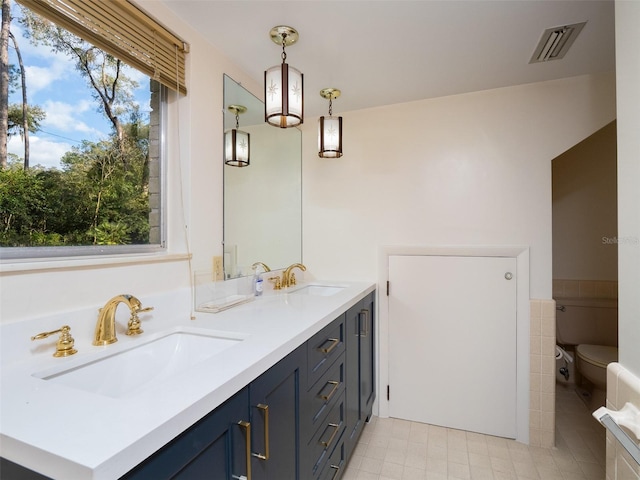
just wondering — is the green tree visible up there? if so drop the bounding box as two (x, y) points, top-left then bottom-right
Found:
(1, 0), (11, 169)
(0, 163), (46, 245)
(2, 0), (42, 169)
(0, 126), (151, 247)
(60, 133), (150, 246)
(7, 103), (45, 137)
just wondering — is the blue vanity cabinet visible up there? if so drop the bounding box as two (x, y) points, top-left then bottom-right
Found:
(345, 292), (376, 458)
(121, 387), (251, 480)
(249, 343), (305, 480)
(359, 293), (376, 422)
(123, 344), (305, 480)
(300, 313), (347, 479)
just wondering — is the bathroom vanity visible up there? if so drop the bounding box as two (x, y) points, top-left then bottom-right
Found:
(0, 282), (375, 480)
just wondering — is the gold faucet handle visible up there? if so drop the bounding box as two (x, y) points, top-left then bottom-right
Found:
(268, 276), (282, 290)
(126, 305), (153, 336)
(289, 272), (297, 286)
(31, 325), (78, 358)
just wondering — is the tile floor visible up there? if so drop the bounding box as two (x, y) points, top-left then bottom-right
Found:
(342, 382), (606, 479)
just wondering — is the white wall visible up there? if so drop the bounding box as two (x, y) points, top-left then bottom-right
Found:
(302, 73), (616, 300)
(615, 0), (640, 377)
(0, 1), (258, 323)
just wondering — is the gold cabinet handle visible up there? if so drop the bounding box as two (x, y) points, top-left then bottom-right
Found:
(359, 309), (369, 336)
(330, 464), (341, 480)
(252, 403), (270, 460)
(320, 422), (341, 448)
(234, 421), (251, 480)
(318, 338), (339, 354)
(31, 325), (77, 357)
(319, 380), (340, 402)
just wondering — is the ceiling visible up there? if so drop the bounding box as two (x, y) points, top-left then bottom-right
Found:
(160, 0), (615, 118)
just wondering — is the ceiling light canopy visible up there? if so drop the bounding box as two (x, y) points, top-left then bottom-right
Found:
(265, 26), (304, 128)
(318, 88), (343, 158)
(225, 105), (250, 167)
(529, 22), (587, 64)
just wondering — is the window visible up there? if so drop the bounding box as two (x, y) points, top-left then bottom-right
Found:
(0, 0), (186, 259)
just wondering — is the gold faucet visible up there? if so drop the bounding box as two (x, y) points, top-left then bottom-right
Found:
(282, 263), (306, 288)
(251, 262), (271, 273)
(93, 294), (154, 346)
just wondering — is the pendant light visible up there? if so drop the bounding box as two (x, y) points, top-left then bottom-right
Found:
(318, 88), (343, 158)
(265, 26), (303, 128)
(225, 105), (250, 167)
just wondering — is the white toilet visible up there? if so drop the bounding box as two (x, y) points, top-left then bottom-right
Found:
(555, 297), (618, 405)
(575, 344), (618, 390)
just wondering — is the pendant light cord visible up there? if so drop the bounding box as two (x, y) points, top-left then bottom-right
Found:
(281, 33), (287, 63)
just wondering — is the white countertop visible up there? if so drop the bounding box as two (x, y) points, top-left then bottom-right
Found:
(0, 281), (375, 480)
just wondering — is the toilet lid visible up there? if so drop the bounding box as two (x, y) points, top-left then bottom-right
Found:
(576, 344), (618, 368)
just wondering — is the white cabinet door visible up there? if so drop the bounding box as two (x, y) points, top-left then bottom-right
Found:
(388, 255), (517, 438)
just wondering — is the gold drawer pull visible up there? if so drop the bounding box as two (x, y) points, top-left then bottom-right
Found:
(358, 309), (369, 336)
(252, 403), (270, 461)
(320, 422), (340, 448)
(318, 338), (339, 354)
(234, 420), (251, 480)
(319, 381), (340, 402)
(330, 464), (341, 480)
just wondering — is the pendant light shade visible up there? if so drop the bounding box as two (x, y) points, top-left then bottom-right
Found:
(265, 26), (303, 128)
(225, 105), (250, 167)
(318, 88), (343, 158)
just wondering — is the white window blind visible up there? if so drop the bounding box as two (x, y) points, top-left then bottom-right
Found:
(16, 0), (188, 94)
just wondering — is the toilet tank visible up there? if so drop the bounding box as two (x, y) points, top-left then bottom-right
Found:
(555, 297), (618, 347)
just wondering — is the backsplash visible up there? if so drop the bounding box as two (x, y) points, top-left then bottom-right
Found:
(606, 363), (640, 479)
(553, 279), (618, 299)
(530, 298), (556, 447)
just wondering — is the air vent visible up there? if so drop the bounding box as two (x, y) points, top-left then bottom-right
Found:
(529, 22), (586, 63)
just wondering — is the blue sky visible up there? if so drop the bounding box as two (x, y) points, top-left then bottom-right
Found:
(6, 8), (151, 170)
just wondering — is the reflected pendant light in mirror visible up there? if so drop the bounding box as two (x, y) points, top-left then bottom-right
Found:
(265, 26), (303, 128)
(318, 88), (343, 158)
(225, 105), (250, 167)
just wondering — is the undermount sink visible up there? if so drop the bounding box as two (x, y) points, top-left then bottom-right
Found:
(32, 329), (246, 398)
(290, 285), (345, 297)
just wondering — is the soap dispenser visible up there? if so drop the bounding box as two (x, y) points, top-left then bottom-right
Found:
(251, 262), (270, 297)
(253, 267), (264, 296)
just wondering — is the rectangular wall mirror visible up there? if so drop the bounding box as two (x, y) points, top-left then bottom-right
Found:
(223, 74), (302, 278)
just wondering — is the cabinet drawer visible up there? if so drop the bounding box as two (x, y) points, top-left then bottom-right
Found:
(317, 440), (345, 480)
(307, 392), (346, 478)
(307, 314), (345, 388)
(302, 356), (345, 438)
